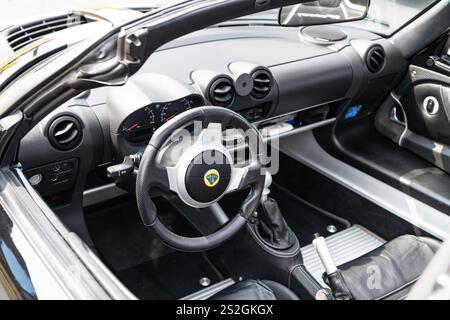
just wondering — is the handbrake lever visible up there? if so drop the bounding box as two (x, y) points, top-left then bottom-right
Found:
(313, 233), (353, 300)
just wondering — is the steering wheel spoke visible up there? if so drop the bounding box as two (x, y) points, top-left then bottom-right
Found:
(152, 163), (172, 191)
(228, 161), (263, 193)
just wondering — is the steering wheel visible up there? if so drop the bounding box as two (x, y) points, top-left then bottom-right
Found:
(136, 106), (266, 252)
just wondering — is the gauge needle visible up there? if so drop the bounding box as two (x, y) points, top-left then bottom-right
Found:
(164, 114), (177, 122)
(125, 123), (139, 132)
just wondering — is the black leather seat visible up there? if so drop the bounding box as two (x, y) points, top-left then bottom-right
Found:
(211, 280), (299, 300)
(210, 235), (439, 300)
(326, 235), (440, 300)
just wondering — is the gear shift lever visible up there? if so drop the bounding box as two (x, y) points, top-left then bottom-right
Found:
(255, 172), (296, 250)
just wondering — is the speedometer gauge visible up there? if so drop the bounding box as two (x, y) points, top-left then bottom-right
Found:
(160, 97), (198, 123)
(144, 107), (156, 125)
(119, 94), (204, 143)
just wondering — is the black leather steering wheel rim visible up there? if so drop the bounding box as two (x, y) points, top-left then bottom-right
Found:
(136, 106), (265, 252)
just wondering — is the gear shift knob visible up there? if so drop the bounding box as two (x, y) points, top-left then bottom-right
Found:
(262, 171), (272, 202)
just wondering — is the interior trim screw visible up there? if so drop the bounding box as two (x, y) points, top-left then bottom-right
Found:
(326, 225), (337, 233)
(199, 277), (211, 287)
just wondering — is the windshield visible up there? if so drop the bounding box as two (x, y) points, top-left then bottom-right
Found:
(0, 0), (438, 36)
(242, 0), (438, 36)
(341, 0), (438, 35)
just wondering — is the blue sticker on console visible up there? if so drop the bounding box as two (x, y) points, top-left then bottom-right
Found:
(343, 105), (363, 120)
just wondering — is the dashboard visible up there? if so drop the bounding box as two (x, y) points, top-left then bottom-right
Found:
(17, 23), (408, 208)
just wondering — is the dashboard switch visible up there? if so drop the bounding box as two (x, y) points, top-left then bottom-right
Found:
(29, 174), (43, 187)
(61, 161), (73, 171)
(423, 96), (439, 115)
(23, 158), (78, 197)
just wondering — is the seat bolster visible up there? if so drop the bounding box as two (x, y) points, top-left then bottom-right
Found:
(417, 237), (441, 253)
(262, 280), (300, 300)
(337, 235), (437, 300)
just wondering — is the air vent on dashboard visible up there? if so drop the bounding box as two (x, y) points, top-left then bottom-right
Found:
(251, 69), (272, 99)
(209, 77), (235, 107)
(6, 14), (88, 51)
(366, 46), (386, 73)
(48, 116), (83, 151)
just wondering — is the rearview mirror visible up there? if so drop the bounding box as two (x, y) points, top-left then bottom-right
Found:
(279, 0), (370, 26)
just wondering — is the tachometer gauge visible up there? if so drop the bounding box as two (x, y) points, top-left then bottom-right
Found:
(160, 102), (181, 123)
(181, 97), (195, 110)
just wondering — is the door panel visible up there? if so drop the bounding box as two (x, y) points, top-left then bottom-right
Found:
(402, 83), (450, 145)
(320, 34), (450, 215)
(376, 34), (450, 174)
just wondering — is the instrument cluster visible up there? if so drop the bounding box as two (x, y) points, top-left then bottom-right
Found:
(119, 95), (204, 143)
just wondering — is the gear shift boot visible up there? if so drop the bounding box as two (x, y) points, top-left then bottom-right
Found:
(256, 197), (296, 250)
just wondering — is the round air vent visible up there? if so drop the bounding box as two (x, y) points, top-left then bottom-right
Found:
(366, 46), (386, 73)
(48, 116), (83, 151)
(251, 69), (272, 99)
(208, 77), (235, 107)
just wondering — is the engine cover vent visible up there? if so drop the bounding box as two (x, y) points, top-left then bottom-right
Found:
(48, 116), (82, 151)
(366, 46), (386, 73)
(208, 77), (235, 107)
(6, 14), (88, 51)
(251, 69), (272, 99)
